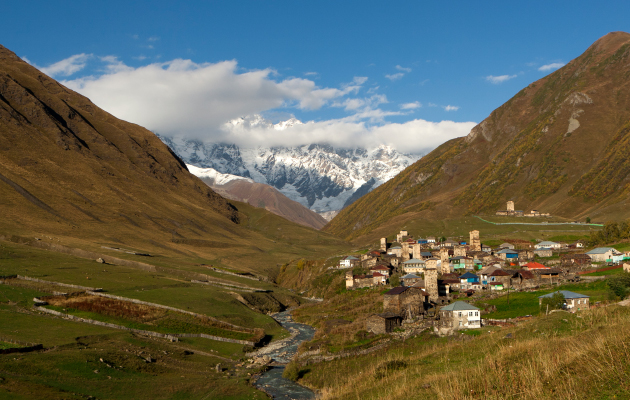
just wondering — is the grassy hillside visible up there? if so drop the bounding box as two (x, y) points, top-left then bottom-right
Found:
(325, 32), (630, 241)
(293, 305), (630, 399)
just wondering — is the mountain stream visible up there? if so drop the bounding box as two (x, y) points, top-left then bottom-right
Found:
(253, 310), (316, 399)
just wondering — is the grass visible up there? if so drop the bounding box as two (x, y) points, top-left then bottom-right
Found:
(293, 305), (630, 400)
(583, 267), (625, 276)
(477, 280), (610, 319)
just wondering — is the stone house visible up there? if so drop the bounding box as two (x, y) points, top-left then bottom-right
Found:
(534, 248), (553, 258)
(362, 257), (379, 268)
(438, 301), (481, 330)
(538, 290), (590, 312)
(373, 272), (387, 285)
(499, 242), (515, 250)
(387, 245), (403, 257)
(561, 253), (591, 267)
(512, 270), (537, 289)
(496, 248), (519, 261)
(488, 269), (512, 287)
(383, 286), (429, 319)
(366, 312), (403, 334)
(401, 273), (423, 286)
(517, 249), (534, 260)
(370, 265), (391, 277)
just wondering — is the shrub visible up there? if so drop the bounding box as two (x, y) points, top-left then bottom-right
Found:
(282, 362), (301, 381)
(606, 273), (630, 299)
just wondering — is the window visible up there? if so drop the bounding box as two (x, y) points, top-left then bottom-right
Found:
(475, 311), (479, 316)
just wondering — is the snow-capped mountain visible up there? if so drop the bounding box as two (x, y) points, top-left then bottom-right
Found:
(158, 118), (420, 216)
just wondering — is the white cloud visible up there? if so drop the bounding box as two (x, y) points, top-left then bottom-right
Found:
(443, 105), (459, 111)
(485, 74), (517, 84)
(395, 65), (412, 73)
(41, 53), (92, 77)
(352, 76), (368, 85)
(303, 71), (319, 76)
(400, 101), (422, 110)
(428, 103), (438, 107)
(148, 36), (160, 42)
(62, 57), (366, 139)
(221, 114), (476, 154)
(538, 62), (565, 72)
(385, 72), (404, 81)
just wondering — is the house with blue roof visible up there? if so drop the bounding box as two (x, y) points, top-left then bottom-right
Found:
(459, 272), (480, 290)
(586, 247), (621, 262)
(497, 248), (519, 260)
(438, 301), (481, 330)
(538, 290), (590, 312)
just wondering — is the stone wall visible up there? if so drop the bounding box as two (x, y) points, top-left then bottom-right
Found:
(34, 306), (257, 346)
(17, 275), (102, 292)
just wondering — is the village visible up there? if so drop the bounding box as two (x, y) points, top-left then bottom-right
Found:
(337, 203), (628, 336)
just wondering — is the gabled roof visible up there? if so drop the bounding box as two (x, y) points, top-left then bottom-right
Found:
(514, 270), (536, 279)
(385, 287), (408, 295)
(490, 269), (511, 276)
(440, 301), (480, 311)
(372, 272), (385, 277)
(421, 252), (433, 257)
(403, 258), (425, 264)
(497, 248), (518, 254)
(499, 242), (515, 248)
(459, 272), (478, 279)
(401, 273), (421, 279)
(525, 262), (548, 269)
(586, 247), (616, 255)
(539, 290), (589, 299)
(344, 255), (359, 260)
(371, 265), (390, 270)
(373, 311), (402, 319)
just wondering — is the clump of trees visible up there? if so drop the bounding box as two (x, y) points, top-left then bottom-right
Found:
(606, 273), (630, 299)
(589, 220), (630, 245)
(540, 292), (565, 312)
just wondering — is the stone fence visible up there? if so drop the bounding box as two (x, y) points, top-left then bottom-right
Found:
(17, 275), (103, 292)
(190, 280), (262, 293)
(85, 291), (258, 335)
(300, 340), (392, 365)
(34, 306), (179, 341)
(34, 306), (258, 346)
(0, 337), (43, 355)
(205, 266), (262, 282)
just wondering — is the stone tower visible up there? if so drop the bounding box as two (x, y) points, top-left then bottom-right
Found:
(507, 201), (515, 212)
(424, 259), (439, 302)
(401, 242), (410, 262)
(345, 270), (354, 289)
(469, 230), (481, 251)
(380, 237), (387, 252)
(412, 243), (422, 260)
(454, 245), (466, 257)
(396, 233), (403, 243)
(439, 248), (450, 268)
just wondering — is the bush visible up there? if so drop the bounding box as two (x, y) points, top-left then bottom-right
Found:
(606, 273), (630, 299)
(282, 362), (301, 381)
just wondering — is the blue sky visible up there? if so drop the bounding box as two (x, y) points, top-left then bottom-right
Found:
(4, 1), (629, 153)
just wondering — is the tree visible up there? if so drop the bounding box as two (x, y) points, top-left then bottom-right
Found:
(586, 217), (591, 223)
(389, 274), (400, 287)
(541, 292), (565, 312)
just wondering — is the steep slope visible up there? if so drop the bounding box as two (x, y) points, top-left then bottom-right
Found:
(190, 164), (328, 229)
(325, 32), (630, 241)
(159, 135), (420, 214)
(0, 44), (349, 272)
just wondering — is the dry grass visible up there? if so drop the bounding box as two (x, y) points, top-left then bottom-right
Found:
(45, 293), (165, 321)
(299, 306), (630, 400)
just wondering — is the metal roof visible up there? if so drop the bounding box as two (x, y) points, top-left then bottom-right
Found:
(401, 273), (421, 279)
(403, 258), (425, 264)
(538, 290), (589, 299)
(440, 301), (480, 311)
(586, 247), (616, 254)
(459, 272), (478, 279)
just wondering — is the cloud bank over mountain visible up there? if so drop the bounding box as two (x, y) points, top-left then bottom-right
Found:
(57, 56), (476, 154)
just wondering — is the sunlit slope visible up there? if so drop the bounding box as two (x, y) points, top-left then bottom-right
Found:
(325, 32), (630, 241)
